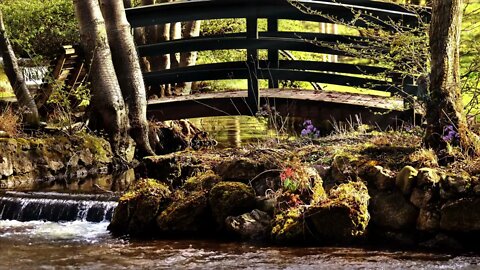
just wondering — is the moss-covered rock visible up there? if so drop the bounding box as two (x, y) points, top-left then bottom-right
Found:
(417, 168), (441, 187)
(330, 154), (358, 183)
(305, 181), (370, 243)
(156, 191), (212, 233)
(183, 170), (222, 192)
(108, 179), (171, 236)
(271, 207), (305, 243)
(209, 182), (256, 227)
(395, 166), (418, 195)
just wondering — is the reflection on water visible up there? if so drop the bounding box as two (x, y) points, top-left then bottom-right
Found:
(1, 220), (480, 269)
(189, 116), (292, 148)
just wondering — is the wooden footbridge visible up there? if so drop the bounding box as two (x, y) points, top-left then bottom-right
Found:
(124, 0), (430, 123)
(45, 0), (430, 124)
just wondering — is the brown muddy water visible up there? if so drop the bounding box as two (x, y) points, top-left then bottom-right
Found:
(1, 116), (480, 269)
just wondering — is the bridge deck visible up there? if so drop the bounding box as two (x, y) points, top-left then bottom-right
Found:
(147, 89), (408, 123)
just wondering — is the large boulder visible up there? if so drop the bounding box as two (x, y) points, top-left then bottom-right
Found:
(305, 181), (370, 243)
(108, 179), (171, 236)
(369, 191), (418, 230)
(156, 191), (212, 233)
(225, 209), (272, 241)
(440, 198), (480, 232)
(209, 182), (256, 227)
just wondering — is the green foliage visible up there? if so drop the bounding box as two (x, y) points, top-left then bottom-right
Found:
(0, 0), (78, 58)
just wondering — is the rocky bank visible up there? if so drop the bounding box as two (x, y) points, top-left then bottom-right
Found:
(108, 132), (480, 249)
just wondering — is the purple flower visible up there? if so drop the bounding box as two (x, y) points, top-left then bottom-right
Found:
(301, 129), (310, 136)
(442, 125), (459, 143)
(303, 120), (312, 126)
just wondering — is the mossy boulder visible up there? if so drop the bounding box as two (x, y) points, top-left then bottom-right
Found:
(209, 182), (256, 227)
(363, 165), (395, 191)
(141, 153), (212, 188)
(183, 170), (222, 192)
(417, 168), (441, 187)
(271, 207), (305, 243)
(440, 172), (472, 199)
(304, 181), (370, 243)
(156, 191), (212, 233)
(108, 179), (171, 236)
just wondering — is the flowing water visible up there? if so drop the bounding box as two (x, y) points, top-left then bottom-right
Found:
(1, 192), (480, 269)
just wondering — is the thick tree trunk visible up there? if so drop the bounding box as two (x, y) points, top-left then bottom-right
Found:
(0, 10), (39, 127)
(73, 0), (130, 157)
(425, 0), (478, 155)
(170, 21), (181, 70)
(100, 0), (154, 156)
(176, 20), (202, 95)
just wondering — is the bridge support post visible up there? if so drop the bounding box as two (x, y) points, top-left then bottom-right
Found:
(247, 17), (259, 114)
(268, 18), (279, 89)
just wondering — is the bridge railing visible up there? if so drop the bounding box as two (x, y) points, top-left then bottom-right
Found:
(126, 0), (430, 113)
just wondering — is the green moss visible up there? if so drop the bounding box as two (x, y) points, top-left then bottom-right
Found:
(79, 132), (111, 163)
(208, 181), (256, 226)
(271, 207), (305, 243)
(120, 179), (171, 202)
(183, 170), (222, 192)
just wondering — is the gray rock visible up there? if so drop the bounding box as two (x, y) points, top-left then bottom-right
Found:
(410, 188), (434, 209)
(440, 198), (480, 232)
(396, 166), (418, 195)
(417, 208), (440, 231)
(417, 168), (441, 187)
(420, 233), (463, 250)
(370, 191), (419, 230)
(0, 155), (13, 177)
(225, 209), (272, 241)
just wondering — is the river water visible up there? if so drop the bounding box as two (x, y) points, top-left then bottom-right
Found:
(2, 219), (480, 269)
(1, 117), (480, 269)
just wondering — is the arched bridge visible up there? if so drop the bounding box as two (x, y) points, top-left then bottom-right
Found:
(125, 0), (430, 123)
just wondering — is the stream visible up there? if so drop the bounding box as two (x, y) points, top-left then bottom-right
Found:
(1, 116), (480, 269)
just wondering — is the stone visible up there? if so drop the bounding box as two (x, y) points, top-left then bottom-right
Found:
(109, 179), (171, 236)
(331, 155), (357, 183)
(417, 208), (440, 231)
(440, 198), (480, 232)
(157, 191), (211, 233)
(209, 182), (256, 227)
(183, 170), (222, 192)
(225, 209), (272, 241)
(410, 188), (434, 209)
(271, 207), (305, 243)
(254, 196), (276, 215)
(370, 191), (419, 230)
(305, 181), (370, 243)
(0, 155), (13, 177)
(365, 165), (395, 190)
(395, 166), (418, 195)
(441, 173), (471, 198)
(417, 168), (441, 187)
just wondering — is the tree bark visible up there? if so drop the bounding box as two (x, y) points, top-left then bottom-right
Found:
(73, 0), (130, 157)
(100, 0), (155, 156)
(425, 0), (478, 155)
(176, 20), (202, 95)
(0, 10), (39, 127)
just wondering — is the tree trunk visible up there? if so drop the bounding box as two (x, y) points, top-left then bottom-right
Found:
(425, 0), (478, 155)
(170, 21), (181, 70)
(0, 10), (39, 127)
(100, 0), (155, 156)
(176, 20), (201, 95)
(73, 0), (130, 158)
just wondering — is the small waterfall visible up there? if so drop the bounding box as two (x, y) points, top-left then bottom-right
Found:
(0, 192), (118, 223)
